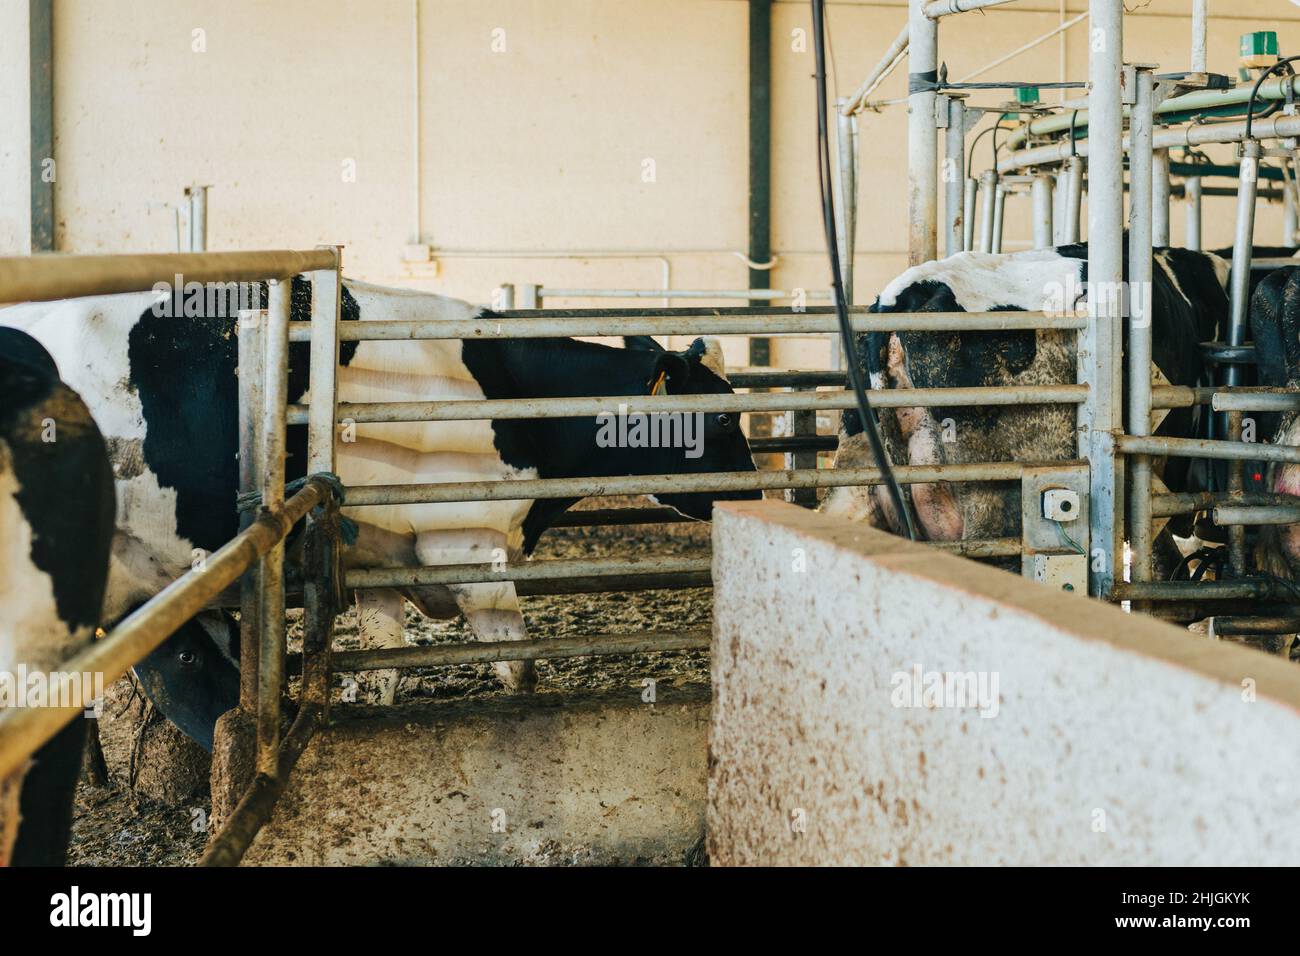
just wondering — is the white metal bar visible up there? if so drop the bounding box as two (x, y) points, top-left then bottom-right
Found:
(1031, 173), (1054, 249)
(991, 183), (1007, 253)
(978, 171), (998, 253)
(1128, 68), (1156, 587)
(1083, 0), (1124, 597)
(1191, 0), (1208, 73)
(843, 22), (909, 115)
(307, 248), (342, 474)
(1185, 175), (1203, 250)
(923, 0), (1020, 17)
(908, 0), (939, 264)
(1152, 148), (1171, 246)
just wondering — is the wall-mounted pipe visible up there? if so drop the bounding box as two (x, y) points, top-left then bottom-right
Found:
(907, 0), (939, 264)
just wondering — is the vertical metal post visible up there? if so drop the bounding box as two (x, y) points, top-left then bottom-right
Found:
(1063, 156), (1084, 244)
(187, 185), (209, 253)
(1082, 0), (1124, 598)
(29, 0), (53, 252)
(837, 100), (858, 299)
(978, 171), (998, 253)
(1225, 139), (1261, 576)
(963, 176), (978, 252)
(519, 283), (540, 309)
(498, 283), (515, 310)
(943, 96), (967, 257)
(305, 247), (342, 711)
(1185, 175), (1203, 250)
(1190, 0), (1208, 73)
(1128, 68), (1156, 588)
(1053, 168), (1067, 245)
(1151, 148), (1171, 246)
(785, 387), (819, 508)
(1285, 177), (1298, 247)
(748, 0), (772, 368)
(257, 278), (292, 774)
(308, 248), (342, 475)
(907, 0), (939, 265)
(991, 183), (1007, 253)
(237, 307), (265, 716)
(1032, 173), (1055, 249)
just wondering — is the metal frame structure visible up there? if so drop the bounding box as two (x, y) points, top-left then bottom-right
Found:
(5, 0), (1300, 867)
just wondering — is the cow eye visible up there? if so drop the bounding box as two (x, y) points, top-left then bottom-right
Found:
(178, 650), (198, 667)
(717, 414), (732, 428)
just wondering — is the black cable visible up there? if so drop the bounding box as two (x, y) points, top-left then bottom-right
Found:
(810, 0), (917, 541)
(1245, 56), (1300, 141)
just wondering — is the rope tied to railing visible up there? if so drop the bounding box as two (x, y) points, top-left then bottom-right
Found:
(237, 472), (358, 545)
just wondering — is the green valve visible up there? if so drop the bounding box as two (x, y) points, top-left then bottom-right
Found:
(1015, 86), (1041, 105)
(1240, 31), (1278, 69)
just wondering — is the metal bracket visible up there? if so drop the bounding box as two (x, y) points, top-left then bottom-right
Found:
(1021, 464), (1091, 594)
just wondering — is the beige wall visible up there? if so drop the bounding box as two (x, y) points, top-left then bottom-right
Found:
(3, 1), (1299, 367)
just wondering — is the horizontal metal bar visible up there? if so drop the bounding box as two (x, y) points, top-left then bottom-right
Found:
(1113, 580), (1282, 602)
(1212, 390), (1300, 412)
(302, 629), (712, 673)
(0, 249), (336, 305)
(1214, 503), (1300, 526)
(345, 555), (711, 590)
(343, 461), (1039, 505)
(288, 384), (1087, 425)
(923, 0), (1019, 17)
(287, 310), (1083, 342)
(1151, 491), (1297, 518)
(0, 479), (327, 783)
(537, 288), (829, 300)
(1209, 616), (1300, 637)
(727, 369), (848, 388)
(1117, 434), (1300, 465)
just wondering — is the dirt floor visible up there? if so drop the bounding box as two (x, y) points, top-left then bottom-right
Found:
(68, 513), (714, 867)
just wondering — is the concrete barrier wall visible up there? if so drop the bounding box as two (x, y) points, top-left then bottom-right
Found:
(708, 501), (1300, 866)
(245, 685), (708, 866)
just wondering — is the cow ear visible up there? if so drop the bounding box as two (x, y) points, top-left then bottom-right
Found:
(650, 351), (691, 391)
(623, 335), (665, 352)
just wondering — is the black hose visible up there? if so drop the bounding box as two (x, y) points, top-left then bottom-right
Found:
(1245, 56), (1300, 141)
(810, 0), (917, 541)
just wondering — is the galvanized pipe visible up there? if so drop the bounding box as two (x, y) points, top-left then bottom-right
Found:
(1117, 433), (1300, 464)
(1083, 0), (1125, 597)
(1062, 156), (1084, 244)
(837, 102), (858, 301)
(842, 22), (910, 115)
(1031, 173), (1054, 249)
(288, 383), (1087, 425)
(945, 97), (968, 257)
(287, 309), (1084, 342)
(1227, 140), (1262, 388)
(1209, 616), (1300, 637)
(922, 0), (1020, 16)
(256, 279), (292, 775)
(991, 183), (1007, 253)
(344, 461), (1038, 507)
(978, 171), (998, 253)
(1151, 148), (1171, 247)
(1185, 176), (1203, 250)
(1286, 179), (1299, 248)
(908, 0), (939, 264)
(0, 481), (326, 783)
(322, 630), (712, 673)
(999, 113), (1300, 174)
(307, 249), (342, 474)
(346, 555), (712, 591)
(1215, 502), (1300, 526)
(1190, 0), (1207, 73)
(1211, 390), (1300, 412)
(187, 185), (209, 253)
(1114, 580), (1281, 602)
(0, 249), (336, 304)
(963, 177), (979, 251)
(236, 307), (265, 716)
(1128, 67), (1156, 588)
(1151, 491), (1297, 518)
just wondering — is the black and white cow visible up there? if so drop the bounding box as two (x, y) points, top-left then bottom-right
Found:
(0, 329), (115, 866)
(2, 279), (757, 743)
(1248, 265), (1300, 582)
(824, 243), (1230, 571)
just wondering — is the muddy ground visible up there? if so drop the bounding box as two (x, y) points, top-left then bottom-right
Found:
(68, 512), (714, 867)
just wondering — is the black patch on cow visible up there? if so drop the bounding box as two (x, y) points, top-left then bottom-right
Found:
(127, 277), (360, 552)
(1249, 265), (1300, 442)
(0, 329), (116, 632)
(461, 321), (758, 552)
(0, 329), (114, 867)
(133, 612), (240, 752)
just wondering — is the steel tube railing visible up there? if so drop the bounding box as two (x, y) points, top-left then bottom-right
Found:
(343, 461), (1039, 507)
(0, 249), (336, 304)
(287, 309), (1083, 342)
(287, 384), (1087, 425)
(1117, 434), (1300, 465)
(1128, 68), (1156, 590)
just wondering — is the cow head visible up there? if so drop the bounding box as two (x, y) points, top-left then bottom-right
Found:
(133, 610), (240, 751)
(616, 336), (759, 519)
(1250, 266), (1300, 578)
